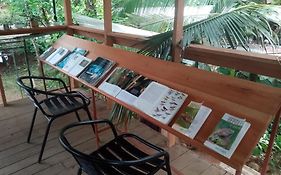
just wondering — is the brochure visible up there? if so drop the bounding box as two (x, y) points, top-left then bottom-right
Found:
(78, 57), (115, 86)
(172, 101), (212, 139)
(204, 113), (250, 158)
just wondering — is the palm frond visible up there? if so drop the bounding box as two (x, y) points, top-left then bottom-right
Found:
(138, 4), (279, 59)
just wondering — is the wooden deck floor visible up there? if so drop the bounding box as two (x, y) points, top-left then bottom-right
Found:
(0, 98), (258, 175)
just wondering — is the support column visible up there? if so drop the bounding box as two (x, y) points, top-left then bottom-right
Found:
(172, 0), (184, 63)
(64, 0), (78, 88)
(168, 0), (185, 146)
(103, 0), (113, 46)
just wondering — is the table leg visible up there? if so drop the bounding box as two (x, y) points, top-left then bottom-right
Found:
(260, 109), (281, 175)
(91, 90), (100, 147)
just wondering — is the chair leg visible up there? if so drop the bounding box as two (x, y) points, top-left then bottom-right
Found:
(27, 107), (38, 143)
(75, 111), (81, 122)
(165, 157), (172, 175)
(85, 108), (93, 121)
(85, 108), (100, 146)
(77, 168), (82, 175)
(38, 120), (53, 163)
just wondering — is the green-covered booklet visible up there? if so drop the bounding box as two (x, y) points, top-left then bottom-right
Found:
(172, 101), (212, 139)
(204, 113), (250, 158)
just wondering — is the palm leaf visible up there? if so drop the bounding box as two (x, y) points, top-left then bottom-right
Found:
(138, 4), (279, 59)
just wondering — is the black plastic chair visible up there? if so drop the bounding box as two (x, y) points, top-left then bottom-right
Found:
(17, 76), (93, 163)
(59, 119), (172, 175)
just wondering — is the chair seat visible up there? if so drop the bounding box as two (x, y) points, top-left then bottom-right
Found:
(41, 95), (85, 116)
(90, 136), (164, 175)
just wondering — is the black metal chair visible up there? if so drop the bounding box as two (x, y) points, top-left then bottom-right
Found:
(59, 119), (172, 175)
(17, 76), (93, 163)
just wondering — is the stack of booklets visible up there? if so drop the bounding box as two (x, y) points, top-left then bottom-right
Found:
(79, 57), (116, 86)
(56, 48), (88, 68)
(172, 101), (212, 139)
(40, 47), (56, 60)
(204, 113), (251, 158)
(45, 47), (70, 65)
(99, 67), (188, 124)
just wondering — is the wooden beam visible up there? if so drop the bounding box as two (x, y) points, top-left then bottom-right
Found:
(0, 26), (67, 36)
(103, 0), (113, 46)
(172, 0), (184, 63)
(63, 0), (73, 26)
(69, 25), (146, 48)
(185, 45), (281, 79)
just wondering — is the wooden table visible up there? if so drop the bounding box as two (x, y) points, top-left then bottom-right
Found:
(40, 34), (281, 175)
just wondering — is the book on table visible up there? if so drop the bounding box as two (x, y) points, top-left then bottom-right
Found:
(78, 57), (115, 86)
(204, 113), (250, 158)
(45, 47), (70, 65)
(99, 68), (188, 124)
(98, 67), (153, 104)
(68, 55), (92, 77)
(172, 101), (212, 139)
(133, 82), (187, 124)
(56, 47), (88, 69)
(40, 46), (56, 60)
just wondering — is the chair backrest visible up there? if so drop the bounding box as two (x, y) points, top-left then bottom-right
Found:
(59, 125), (101, 175)
(16, 76), (41, 108)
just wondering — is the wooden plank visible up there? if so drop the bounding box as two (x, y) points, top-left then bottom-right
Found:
(185, 44), (281, 79)
(0, 26), (67, 36)
(63, 0), (73, 25)
(103, 0), (113, 46)
(0, 74), (7, 106)
(47, 35), (281, 171)
(172, 0), (184, 63)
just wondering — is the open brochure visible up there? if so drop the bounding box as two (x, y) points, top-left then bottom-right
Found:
(172, 101), (212, 139)
(204, 113), (250, 158)
(134, 82), (187, 124)
(99, 68), (187, 124)
(78, 57), (115, 86)
(57, 47), (88, 69)
(45, 47), (70, 65)
(98, 67), (152, 104)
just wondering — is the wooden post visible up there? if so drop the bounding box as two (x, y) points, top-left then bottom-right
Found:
(260, 108), (281, 174)
(64, 0), (78, 88)
(172, 0), (184, 63)
(168, 0), (185, 146)
(63, 0), (73, 26)
(0, 74), (7, 106)
(103, 0), (113, 46)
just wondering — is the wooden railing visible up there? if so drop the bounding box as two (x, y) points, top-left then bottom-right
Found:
(1, 25), (280, 107)
(2, 25), (280, 79)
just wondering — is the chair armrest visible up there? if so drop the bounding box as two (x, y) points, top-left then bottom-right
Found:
(35, 76), (69, 92)
(60, 119), (118, 139)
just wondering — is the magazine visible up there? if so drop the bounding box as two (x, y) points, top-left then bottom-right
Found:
(45, 47), (70, 65)
(40, 46), (56, 60)
(204, 113), (250, 158)
(172, 101), (212, 139)
(61, 53), (84, 72)
(98, 67), (152, 104)
(98, 67), (139, 97)
(56, 47), (88, 69)
(68, 55), (92, 77)
(78, 57), (115, 86)
(134, 82), (187, 124)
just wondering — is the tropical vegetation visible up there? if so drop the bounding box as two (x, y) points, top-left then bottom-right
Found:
(0, 0), (281, 173)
